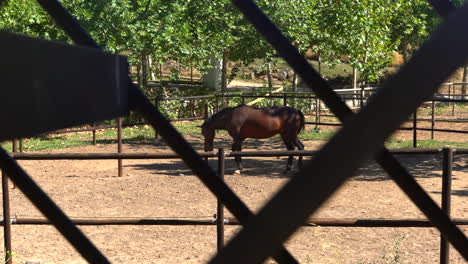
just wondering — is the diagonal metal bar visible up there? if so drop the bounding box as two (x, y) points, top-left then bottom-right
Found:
(235, 0), (467, 248)
(32, 0), (299, 262)
(35, 0), (100, 49)
(232, 0), (468, 252)
(427, 0), (456, 17)
(211, 2), (468, 263)
(0, 148), (110, 263)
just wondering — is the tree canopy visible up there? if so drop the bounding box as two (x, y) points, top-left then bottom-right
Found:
(1, 0), (443, 83)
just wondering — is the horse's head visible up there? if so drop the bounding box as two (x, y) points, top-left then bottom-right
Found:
(201, 122), (215, 152)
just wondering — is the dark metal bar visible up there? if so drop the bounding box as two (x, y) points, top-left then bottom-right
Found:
(2, 216), (467, 228)
(217, 148), (225, 252)
(2, 170), (12, 264)
(440, 148), (453, 264)
(0, 147), (110, 263)
(10, 148), (456, 161)
(426, 0), (456, 17)
(226, 217), (468, 228)
(11, 152), (217, 160)
(35, 0), (100, 49)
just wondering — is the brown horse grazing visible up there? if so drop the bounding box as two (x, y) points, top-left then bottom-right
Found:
(201, 104), (305, 172)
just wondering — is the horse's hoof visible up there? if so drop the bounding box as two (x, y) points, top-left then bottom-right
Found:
(234, 170), (241, 175)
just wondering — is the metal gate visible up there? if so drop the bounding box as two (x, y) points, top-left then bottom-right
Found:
(0, 0), (467, 263)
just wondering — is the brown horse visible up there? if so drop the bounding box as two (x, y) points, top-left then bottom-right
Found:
(201, 104), (305, 172)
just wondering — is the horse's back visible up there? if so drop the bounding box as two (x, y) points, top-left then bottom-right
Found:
(230, 105), (282, 139)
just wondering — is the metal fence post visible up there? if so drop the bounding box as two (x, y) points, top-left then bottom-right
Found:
(413, 111), (418, 148)
(11, 140), (17, 153)
(117, 117), (123, 177)
(440, 147), (453, 264)
(431, 100), (436, 140)
(2, 169), (12, 264)
(217, 148), (225, 252)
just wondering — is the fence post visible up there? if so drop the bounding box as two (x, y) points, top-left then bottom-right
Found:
(204, 103), (209, 120)
(2, 170), (12, 264)
(154, 97), (160, 139)
(440, 147), (453, 264)
(413, 111), (417, 148)
(92, 123), (97, 145)
(315, 97), (320, 130)
(216, 148), (225, 252)
(283, 93), (287, 106)
(19, 140), (23, 153)
(11, 140), (17, 153)
(117, 117), (123, 177)
(431, 100), (435, 140)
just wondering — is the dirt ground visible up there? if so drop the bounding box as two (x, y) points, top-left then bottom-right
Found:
(2, 124), (467, 264)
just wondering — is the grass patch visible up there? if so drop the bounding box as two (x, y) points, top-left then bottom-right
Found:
(418, 103), (467, 116)
(385, 138), (468, 149)
(0, 121), (204, 152)
(1, 121), (465, 152)
(301, 128), (335, 141)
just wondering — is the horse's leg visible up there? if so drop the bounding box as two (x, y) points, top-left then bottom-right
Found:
(294, 138), (305, 169)
(232, 140), (243, 171)
(281, 134), (295, 172)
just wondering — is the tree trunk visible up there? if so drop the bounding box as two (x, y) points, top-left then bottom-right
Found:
(148, 55), (156, 80)
(136, 62), (142, 87)
(293, 71), (297, 92)
(141, 53), (148, 87)
(318, 51), (321, 74)
(221, 50), (228, 92)
(267, 62), (273, 88)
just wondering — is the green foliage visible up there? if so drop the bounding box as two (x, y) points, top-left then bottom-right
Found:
(1, 0), (442, 84)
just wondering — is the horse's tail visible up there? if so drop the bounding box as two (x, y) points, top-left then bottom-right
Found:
(297, 110), (305, 133)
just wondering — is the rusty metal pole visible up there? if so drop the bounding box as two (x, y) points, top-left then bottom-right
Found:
(413, 111), (418, 148)
(216, 148), (225, 252)
(19, 140), (23, 153)
(2, 170), (12, 264)
(440, 147), (453, 264)
(117, 118), (123, 177)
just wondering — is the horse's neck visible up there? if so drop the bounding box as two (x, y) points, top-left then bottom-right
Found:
(208, 119), (226, 130)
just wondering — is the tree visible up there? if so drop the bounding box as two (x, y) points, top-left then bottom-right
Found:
(317, 0), (407, 84)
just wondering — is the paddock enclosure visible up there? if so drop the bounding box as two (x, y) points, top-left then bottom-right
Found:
(3, 139), (468, 263)
(1, 0), (468, 264)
